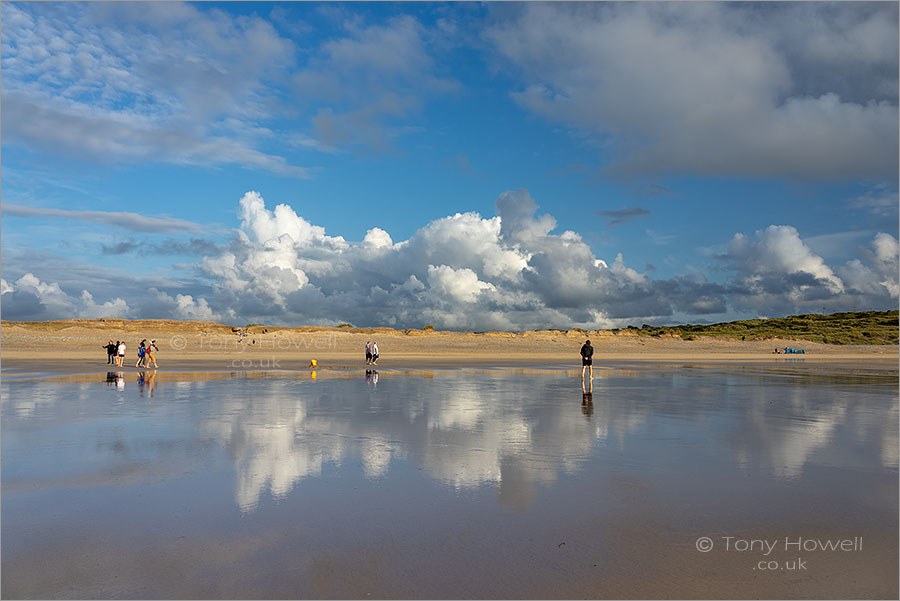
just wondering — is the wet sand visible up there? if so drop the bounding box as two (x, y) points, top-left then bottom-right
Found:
(2, 322), (898, 598)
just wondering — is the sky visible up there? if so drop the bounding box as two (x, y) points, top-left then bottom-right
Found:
(1, 1), (898, 330)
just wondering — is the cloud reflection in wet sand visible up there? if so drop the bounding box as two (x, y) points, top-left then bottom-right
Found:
(2, 367), (897, 515)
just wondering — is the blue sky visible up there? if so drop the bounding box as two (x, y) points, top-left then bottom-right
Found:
(2, 1), (898, 329)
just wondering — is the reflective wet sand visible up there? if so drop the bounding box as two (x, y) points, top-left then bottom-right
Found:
(2, 365), (897, 599)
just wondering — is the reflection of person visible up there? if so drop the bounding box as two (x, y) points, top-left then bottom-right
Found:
(582, 377), (593, 417)
(106, 371), (117, 387)
(581, 399), (594, 418)
(145, 370), (157, 396)
(580, 339), (593, 380)
(582, 376), (593, 402)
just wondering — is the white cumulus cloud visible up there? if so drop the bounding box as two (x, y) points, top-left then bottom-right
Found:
(3, 190), (896, 328)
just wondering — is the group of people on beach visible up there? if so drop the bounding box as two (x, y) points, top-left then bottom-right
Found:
(365, 341), (379, 365)
(103, 339), (159, 368)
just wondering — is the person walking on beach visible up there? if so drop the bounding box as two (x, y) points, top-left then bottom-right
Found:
(103, 340), (116, 364)
(116, 340), (126, 367)
(365, 341), (372, 365)
(145, 340), (160, 368)
(135, 340), (147, 368)
(580, 339), (593, 380)
(371, 341), (379, 365)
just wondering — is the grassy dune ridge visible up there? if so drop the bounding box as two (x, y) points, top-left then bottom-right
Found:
(2, 310), (897, 345)
(622, 310), (899, 345)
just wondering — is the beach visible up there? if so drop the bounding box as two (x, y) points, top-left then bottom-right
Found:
(3, 320), (899, 599)
(2, 351), (897, 599)
(2, 319), (897, 376)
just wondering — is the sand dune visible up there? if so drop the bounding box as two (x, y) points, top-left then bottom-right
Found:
(2, 318), (896, 375)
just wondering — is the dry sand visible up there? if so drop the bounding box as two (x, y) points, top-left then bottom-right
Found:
(2, 318), (897, 375)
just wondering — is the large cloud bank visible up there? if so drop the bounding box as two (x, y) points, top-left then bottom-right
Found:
(486, 2), (898, 178)
(3, 190), (897, 329)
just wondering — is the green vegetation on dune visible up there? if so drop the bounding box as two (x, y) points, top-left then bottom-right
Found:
(622, 310), (899, 345)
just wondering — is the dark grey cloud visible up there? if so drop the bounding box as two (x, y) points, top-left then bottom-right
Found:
(100, 241), (139, 255)
(595, 207), (651, 226)
(0, 289), (46, 320)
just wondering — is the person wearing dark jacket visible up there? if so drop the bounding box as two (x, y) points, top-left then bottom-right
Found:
(103, 340), (116, 364)
(580, 339), (594, 380)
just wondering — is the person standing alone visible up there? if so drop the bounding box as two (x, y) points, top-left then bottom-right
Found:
(580, 339), (593, 381)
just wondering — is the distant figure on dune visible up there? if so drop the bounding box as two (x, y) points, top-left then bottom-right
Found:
(371, 341), (379, 365)
(103, 340), (116, 364)
(365, 341), (372, 365)
(580, 339), (593, 380)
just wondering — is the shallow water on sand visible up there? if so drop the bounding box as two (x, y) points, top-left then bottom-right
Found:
(2, 366), (897, 599)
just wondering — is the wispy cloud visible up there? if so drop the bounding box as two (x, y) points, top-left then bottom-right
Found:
(442, 154), (483, 179)
(848, 185), (899, 217)
(100, 237), (223, 256)
(295, 15), (460, 151)
(3, 204), (203, 234)
(637, 183), (680, 198)
(645, 229), (677, 245)
(1, 2), (313, 177)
